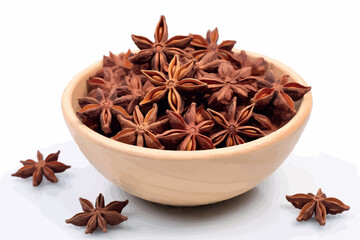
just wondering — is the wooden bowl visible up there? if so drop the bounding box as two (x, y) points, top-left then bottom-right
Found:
(61, 50), (312, 206)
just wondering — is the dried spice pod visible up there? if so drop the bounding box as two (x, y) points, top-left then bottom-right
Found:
(112, 104), (168, 149)
(157, 102), (215, 150)
(286, 189), (350, 226)
(208, 97), (265, 146)
(103, 49), (133, 70)
(77, 88), (130, 135)
(75, 15), (312, 150)
(200, 62), (257, 105)
(87, 67), (124, 95)
(12, 150), (70, 186)
(129, 15), (192, 71)
(116, 73), (154, 113)
(140, 55), (207, 113)
(66, 194), (128, 234)
(190, 27), (236, 61)
(233, 50), (268, 76)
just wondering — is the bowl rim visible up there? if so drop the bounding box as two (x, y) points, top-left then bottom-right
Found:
(61, 49), (313, 160)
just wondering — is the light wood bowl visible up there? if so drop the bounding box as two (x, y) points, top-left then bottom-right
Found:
(61, 50), (312, 206)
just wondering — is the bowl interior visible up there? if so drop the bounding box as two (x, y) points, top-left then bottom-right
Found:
(62, 50), (313, 160)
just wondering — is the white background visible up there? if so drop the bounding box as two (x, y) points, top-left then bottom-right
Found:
(1, 0), (359, 239)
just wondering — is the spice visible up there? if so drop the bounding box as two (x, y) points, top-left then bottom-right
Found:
(129, 15), (192, 71)
(286, 188), (350, 226)
(112, 103), (168, 149)
(76, 15), (312, 150)
(65, 194), (128, 234)
(157, 102), (215, 150)
(208, 97), (265, 146)
(12, 150), (70, 186)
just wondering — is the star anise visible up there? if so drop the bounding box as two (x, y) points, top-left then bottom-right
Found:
(162, 52), (223, 78)
(116, 73), (154, 113)
(87, 67), (124, 95)
(77, 88), (130, 134)
(286, 189), (350, 226)
(65, 194), (128, 234)
(111, 103), (168, 149)
(251, 71), (311, 121)
(207, 97), (265, 146)
(250, 112), (277, 134)
(193, 51), (225, 77)
(200, 62), (257, 105)
(233, 50), (268, 76)
(12, 150), (70, 186)
(140, 54), (207, 113)
(129, 15), (192, 71)
(103, 49), (133, 70)
(190, 28), (236, 61)
(157, 102), (214, 150)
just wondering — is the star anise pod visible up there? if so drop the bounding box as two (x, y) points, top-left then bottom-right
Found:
(87, 67), (124, 95)
(251, 71), (311, 121)
(111, 103), (168, 149)
(200, 62), (257, 105)
(103, 49), (133, 70)
(116, 73), (154, 113)
(286, 189), (350, 226)
(193, 51), (225, 77)
(77, 88), (130, 134)
(140, 54), (207, 113)
(207, 97), (265, 146)
(250, 112), (277, 134)
(190, 28), (236, 61)
(129, 15), (192, 71)
(157, 102), (215, 150)
(233, 50), (268, 76)
(12, 150), (70, 186)
(65, 193), (128, 234)
(162, 52), (223, 78)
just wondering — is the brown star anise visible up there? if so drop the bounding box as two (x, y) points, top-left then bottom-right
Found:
(116, 73), (154, 113)
(200, 62), (257, 105)
(140, 54), (207, 113)
(190, 28), (236, 61)
(286, 189), (350, 226)
(87, 67), (124, 95)
(111, 103), (168, 149)
(207, 97), (265, 146)
(129, 15), (192, 71)
(251, 71), (311, 121)
(193, 51), (225, 77)
(77, 88), (130, 134)
(12, 150), (70, 186)
(65, 193), (128, 234)
(233, 50), (268, 76)
(157, 102), (215, 150)
(250, 112), (277, 134)
(103, 49), (133, 70)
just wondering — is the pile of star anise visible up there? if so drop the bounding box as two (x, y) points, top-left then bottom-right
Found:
(76, 16), (311, 151)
